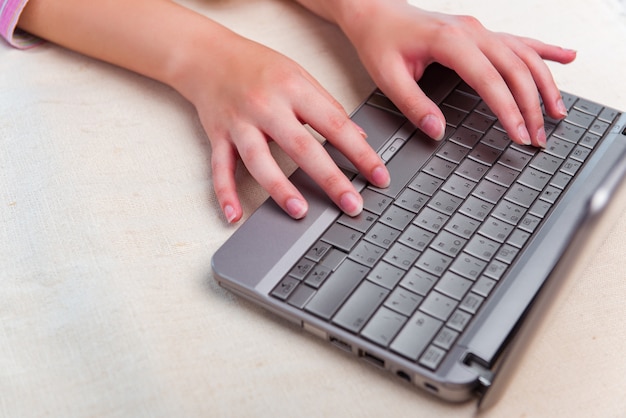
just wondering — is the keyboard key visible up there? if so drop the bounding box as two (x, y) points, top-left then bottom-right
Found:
(544, 137), (575, 159)
(305, 259), (368, 320)
(480, 216), (514, 242)
(415, 248), (453, 277)
(349, 240), (385, 267)
(384, 287), (423, 316)
(430, 230), (466, 257)
(413, 207), (450, 234)
(449, 126), (482, 148)
(322, 223), (362, 252)
(420, 291), (458, 321)
(481, 128), (510, 150)
(272, 277), (300, 300)
(395, 188), (428, 213)
(445, 212), (481, 239)
(288, 258), (315, 280)
(419, 345), (447, 370)
(435, 271), (472, 300)
(465, 235), (500, 262)
(332, 280), (389, 333)
(287, 284), (316, 309)
(433, 327), (459, 350)
(319, 248), (347, 271)
(446, 309), (473, 332)
(566, 108), (594, 129)
(305, 241), (331, 262)
(361, 188), (392, 215)
(486, 163), (519, 187)
(337, 210), (377, 233)
(427, 190), (463, 215)
(472, 179), (507, 204)
(391, 311), (443, 360)
(507, 228), (531, 249)
(472, 276), (497, 297)
(459, 196), (494, 222)
(305, 265), (331, 288)
(530, 153), (563, 175)
(365, 222), (401, 249)
(552, 121), (584, 143)
(367, 261), (405, 290)
(462, 111), (495, 133)
(437, 141), (470, 164)
(383, 242), (420, 270)
(398, 225), (435, 251)
(456, 158), (489, 182)
(505, 183), (540, 208)
(469, 142), (502, 165)
(361, 306), (407, 347)
(484, 259), (508, 281)
(424, 156), (457, 180)
(380, 205), (414, 230)
(408, 172), (444, 196)
(449, 253), (487, 281)
(460, 292), (484, 314)
(492, 200), (525, 224)
(400, 267), (438, 296)
(442, 174), (476, 199)
(499, 147), (532, 171)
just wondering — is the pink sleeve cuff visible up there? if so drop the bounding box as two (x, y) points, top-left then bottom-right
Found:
(1, 0), (43, 49)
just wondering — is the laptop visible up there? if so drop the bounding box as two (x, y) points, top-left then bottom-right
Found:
(211, 63), (626, 404)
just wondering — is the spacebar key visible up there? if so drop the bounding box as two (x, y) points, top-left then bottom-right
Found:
(370, 131), (440, 198)
(305, 259), (368, 320)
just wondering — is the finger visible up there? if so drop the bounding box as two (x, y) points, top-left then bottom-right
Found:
(375, 53), (446, 141)
(234, 126), (309, 219)
(435, 39), (534, 146)
(515, 37), (577, 119)
(478, 36), (548, 147)
(292, 88), (391, 189)
(264, 116), (365, 217)
(210, 136), (244, 223)
(517, 36), (577, 65)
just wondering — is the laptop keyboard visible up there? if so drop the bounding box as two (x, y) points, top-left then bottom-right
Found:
(270, 81), (621, 371)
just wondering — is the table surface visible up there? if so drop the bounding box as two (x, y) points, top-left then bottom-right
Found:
(2, 0), (626, 416)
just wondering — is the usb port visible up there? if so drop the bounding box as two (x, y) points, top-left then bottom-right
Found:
(359, 350), (385, 369)
(329, 336), (352, 352)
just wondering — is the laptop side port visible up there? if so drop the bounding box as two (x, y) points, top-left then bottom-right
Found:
(329, 336), (353, 353)
(358, 349), (385, 369)
(395, 370), (412, 383)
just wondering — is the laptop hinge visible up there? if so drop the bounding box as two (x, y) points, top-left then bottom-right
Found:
(464, 354), (494, 396)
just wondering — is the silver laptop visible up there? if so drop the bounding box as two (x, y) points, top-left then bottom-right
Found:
(211, 63), (626, 404)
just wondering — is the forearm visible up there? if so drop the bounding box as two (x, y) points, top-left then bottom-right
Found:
(18, 0), (238, 100)
(293, 0), (405, 38)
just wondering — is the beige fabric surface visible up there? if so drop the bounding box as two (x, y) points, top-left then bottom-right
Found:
(2, 0), (626, 416)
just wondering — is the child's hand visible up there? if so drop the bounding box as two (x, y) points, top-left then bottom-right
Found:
(336, 1), (576, 147)
(176, 33), (390, 223)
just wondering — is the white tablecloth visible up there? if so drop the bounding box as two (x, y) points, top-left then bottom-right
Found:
(2, 0), (626, 416)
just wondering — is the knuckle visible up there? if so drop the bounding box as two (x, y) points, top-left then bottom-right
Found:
(289, 132), (313, 155)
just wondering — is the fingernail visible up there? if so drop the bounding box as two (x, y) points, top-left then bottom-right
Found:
(371, 165), (390, 188)
(285, 198), (308, 219)
(556, 98), (568, 118)
(224, 205), (237, 223)
(353, 122), (368, 138)
(536, 128), (547, 148)
(419, 114), (445, 141)
(340, 192), (363, 217)
(518, 124), (532, 146)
